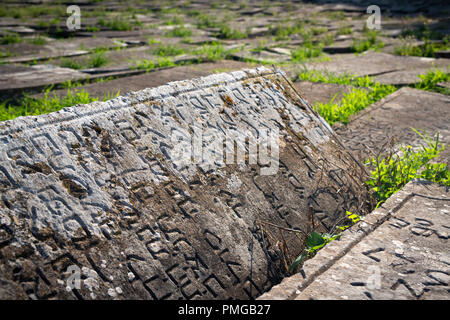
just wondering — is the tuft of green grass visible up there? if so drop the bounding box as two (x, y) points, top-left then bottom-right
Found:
(366, 129), (449, 203)
(28, 35), (47, 45)
(164, 16), (183, 26)
(196, 13), (221, 29)
(303, 72), (396, 125)
(401, 24), (443, 41)
(289, 211), (361, 272)
(86, 26), (100, 32)
(250, 40), (268, 53)
(351, 30), (384, 53)
(0, 33), (22, 45)
(98, 17), (134, 31)
(414, 69), (449, 95)
(214, 24), (247, 40)
(291, 43), (323, 62)
(270, 21), (304, 41)
(310, 26), (328, 36)
(0, 87), (119, 122)
(192, 42), (238, 62)
(394, 37), (450, 58)
(336, 26), (353, 35)
(0, 5), (65, 19)
(134, 57), (176, 71)
(164, 26), (193, 38)
(60, 58), (83, 70)
(326, 11), (346, 21)
(60, 50), (109, 70)
(86, 50), (109, 68)
(152, 44), (185, 57)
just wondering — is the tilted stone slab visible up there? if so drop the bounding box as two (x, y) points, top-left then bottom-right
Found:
(334, 87), (450, 162)
(258, 179), (450, 300)
(0, 67), (370, 300)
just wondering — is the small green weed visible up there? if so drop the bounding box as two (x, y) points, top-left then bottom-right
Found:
(291, 43), (323, 62)
(289, 211), (361, 272)
(351, 30), (384, 53)
(394, 37), (449, 58)
(337, 26), (353, 35)
(215, 24), (247, 40)
(0, 33), (22, 45)
(164, 26), (193, 38)
(60, 58), (84, 70)
(134, 57), (176, 71)
(87, 50), (109, 68)
(304, 73), (396, 125)
(98, 17), (134, 31)
(366, 129), (448, 202)
(414, 69), (449, 94)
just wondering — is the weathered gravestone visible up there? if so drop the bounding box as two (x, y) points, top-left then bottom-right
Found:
(0, 67), (371, 300)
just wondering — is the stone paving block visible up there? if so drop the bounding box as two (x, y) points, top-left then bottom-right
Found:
(300, 52), (450, 81)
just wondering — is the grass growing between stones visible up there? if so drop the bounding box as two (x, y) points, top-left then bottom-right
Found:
(314, 83), (396, 125)
(366, 130), (449, 203)
(393, 39), (449, 58)
(351, 29), (385, 53)
(214, 24), (248, 40)
(297, 71), (397, 125)
(414, 69), (450, 95)
(151, 44), (186, 57)
(289, 130), (449, 273)
(0, 86), (119, 121)
(164, 26), (193, 38)
(0, 33), (22, 45)
(291, 43), (324, 63)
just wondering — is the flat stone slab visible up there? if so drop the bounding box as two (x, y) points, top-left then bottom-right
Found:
(372, 68), (434, 86)
(0, 67), (370, 300)
(0, 37), (126, 64)
(0, 64), (89, 94)
(334, 87), (450, 162)
(258, 179), (450, 300)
